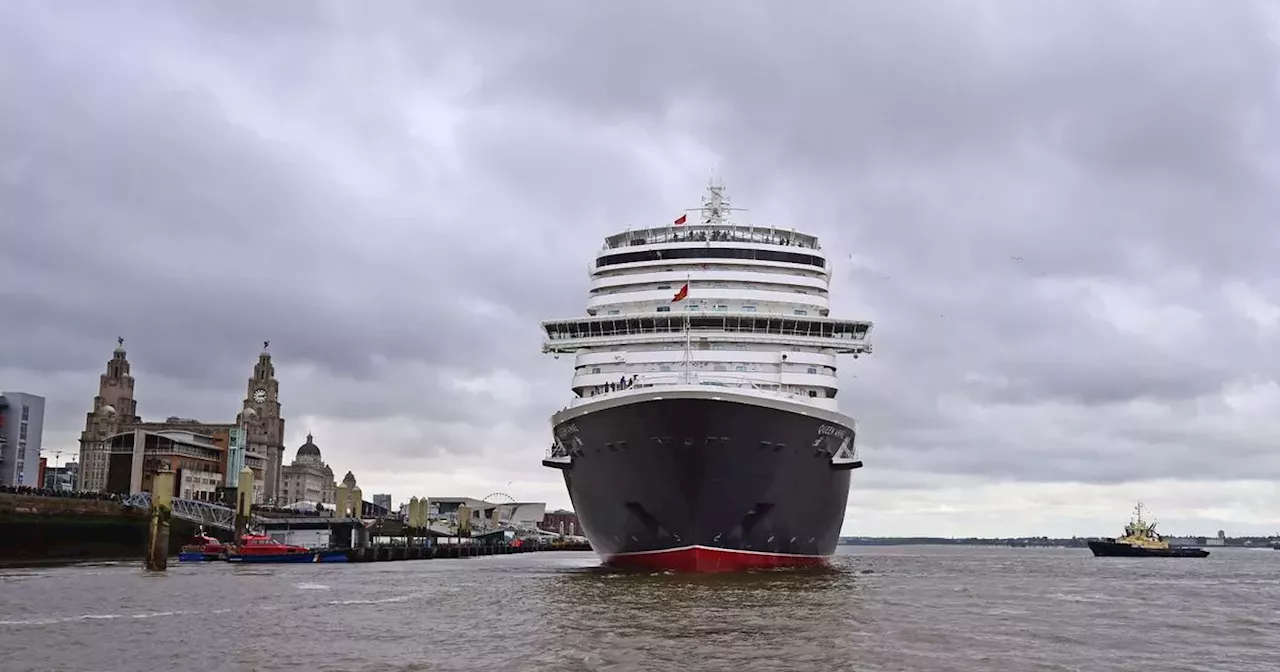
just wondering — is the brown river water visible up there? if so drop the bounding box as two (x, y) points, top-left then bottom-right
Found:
(1, 545), (1276, 671)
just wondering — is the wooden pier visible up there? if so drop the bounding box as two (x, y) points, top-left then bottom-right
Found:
(345, 541), (591, 563)
(255, 515), (591, 563)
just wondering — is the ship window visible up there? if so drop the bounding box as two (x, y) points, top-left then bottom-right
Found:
(742, 305), (757, 312)
(607, 309), (620, 315)
(597, 247), (825, 269)
(793, 309), (808, 316)
(592, 367), (601, 374)
(659, 365), (671, 371)
(808, 390), (818, 397)
(807, 367), (817, 374)
(656, 306), (670, 312)
(657, 285), (672, 289)
(713, 305), (728, 311)
(735, 365), (747, 372)
(685, 305), (700, 311)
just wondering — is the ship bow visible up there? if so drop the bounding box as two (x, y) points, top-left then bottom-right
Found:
(550, 391), (857, 572)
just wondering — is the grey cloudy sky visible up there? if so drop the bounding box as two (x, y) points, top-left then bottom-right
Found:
(4, 0), (1280, 537)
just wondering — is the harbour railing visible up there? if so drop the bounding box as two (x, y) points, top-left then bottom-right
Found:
(578, 372), (824, 404)
(122, 491), (265, 532)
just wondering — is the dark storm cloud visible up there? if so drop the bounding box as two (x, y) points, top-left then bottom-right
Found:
(3, 0), (1280, 514)
(0, 3), (522, 377)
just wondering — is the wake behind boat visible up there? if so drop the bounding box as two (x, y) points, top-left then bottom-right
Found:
(1088, 502), (1209, 558)
(540, 178), (874, 572)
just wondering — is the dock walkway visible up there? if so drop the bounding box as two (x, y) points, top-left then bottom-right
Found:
(345, 542), (590, 563)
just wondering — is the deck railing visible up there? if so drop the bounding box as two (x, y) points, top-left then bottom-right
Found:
(603, 226), (820, 251)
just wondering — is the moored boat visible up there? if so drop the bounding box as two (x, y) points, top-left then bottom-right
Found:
(224, 533), (349, 564)
(177, 530), (230, 562)
(1088, 502), (1209, 558)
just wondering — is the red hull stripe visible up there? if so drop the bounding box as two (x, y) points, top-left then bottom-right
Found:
(602, 545), (830, 572)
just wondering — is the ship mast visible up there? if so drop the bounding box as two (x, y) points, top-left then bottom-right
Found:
(684, 173), (747, 225)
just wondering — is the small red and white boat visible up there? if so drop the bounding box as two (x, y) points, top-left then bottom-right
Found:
(226, 534), (348, 564)
(177, 532), (230, 562)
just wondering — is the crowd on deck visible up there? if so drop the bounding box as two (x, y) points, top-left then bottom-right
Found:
(614, 227), (816, 249)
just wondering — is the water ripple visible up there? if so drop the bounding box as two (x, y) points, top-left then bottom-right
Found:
(0, 547), (1275, 671)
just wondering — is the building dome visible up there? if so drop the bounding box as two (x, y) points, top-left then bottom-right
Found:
(341, 471), (357, 487)
(297, 432), (321, 459)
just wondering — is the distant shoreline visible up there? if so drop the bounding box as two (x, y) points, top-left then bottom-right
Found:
(839, 538), (1085, 548)
(839, 537), (1279, 548)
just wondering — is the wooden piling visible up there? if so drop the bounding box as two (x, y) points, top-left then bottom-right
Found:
(145, 467), (175, 572)
(233, 466), (254, 542)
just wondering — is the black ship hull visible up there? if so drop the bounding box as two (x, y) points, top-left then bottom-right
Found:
(1088, 540), (1210, 558)
(545, 389), (860, 572)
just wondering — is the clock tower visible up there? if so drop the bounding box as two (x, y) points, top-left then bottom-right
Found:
(237, 341), (286, 503)
(78, 338), (142, 492)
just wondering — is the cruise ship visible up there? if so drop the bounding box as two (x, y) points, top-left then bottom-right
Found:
(540, 179), (875, 572)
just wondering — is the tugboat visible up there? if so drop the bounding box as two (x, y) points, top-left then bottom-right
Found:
(1087, 502), (1209, 558)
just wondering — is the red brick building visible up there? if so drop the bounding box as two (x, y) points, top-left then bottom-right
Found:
(540, 509), (580, 536)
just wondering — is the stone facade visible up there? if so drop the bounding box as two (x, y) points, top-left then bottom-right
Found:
(77, 339), (141, 493)
(279, 433), (336, 507)
(77, 339), (287, 500)
(235, 343), (286, 503)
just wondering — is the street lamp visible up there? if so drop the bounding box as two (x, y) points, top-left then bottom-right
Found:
(52, 450), (64, 491)
(39, 449), (66, 491)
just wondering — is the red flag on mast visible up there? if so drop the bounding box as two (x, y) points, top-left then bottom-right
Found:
(671, 282), (689, 302)
(673, 213), (687, 226)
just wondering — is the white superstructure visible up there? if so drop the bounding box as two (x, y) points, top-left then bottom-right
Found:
(541, 180), (874, 413)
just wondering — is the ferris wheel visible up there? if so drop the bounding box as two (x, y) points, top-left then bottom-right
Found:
(483, 492), (516, 505)
(481, 492), (518, 529)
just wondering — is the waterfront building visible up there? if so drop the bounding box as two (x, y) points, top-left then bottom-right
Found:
(236, 342), (287, 503)
(539, 509), (580, 536)
(78, 339), (140, 492)
(428, 497), (547, 530)
(76, 339), (285, 501)
(279, 433), (336, 507)
(0, 391), (45, 488)
(225, 425), (247, 487)
(99, 428), (228, 500)
(42, 461), (78, 491)
(372, 493), (392, 513)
